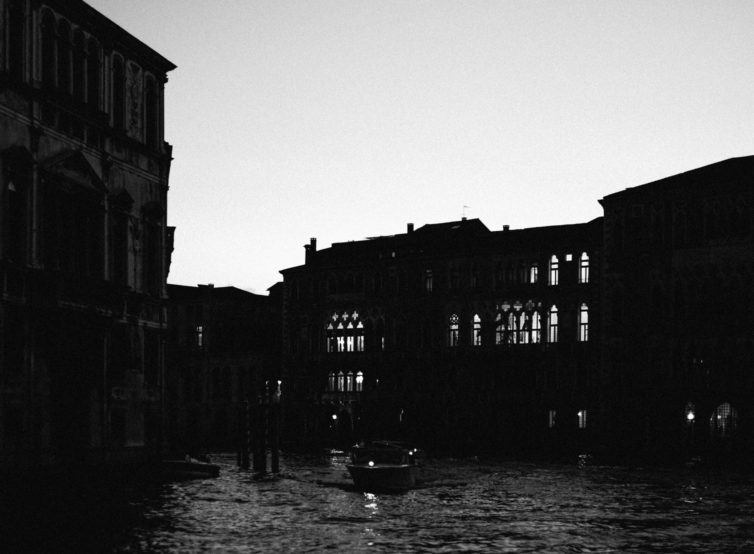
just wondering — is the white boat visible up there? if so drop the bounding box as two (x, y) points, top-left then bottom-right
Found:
(346, 441), (420, 491)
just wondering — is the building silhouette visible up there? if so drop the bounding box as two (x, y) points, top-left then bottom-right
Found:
(165, 284), (281, 455)
(0, 0), (175, 470)
(281, 157), (754, 462)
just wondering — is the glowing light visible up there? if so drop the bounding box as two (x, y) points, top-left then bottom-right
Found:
(331, 414), (338, 421)
(687, 412), (695, 421)
(368, 461), (374, 467)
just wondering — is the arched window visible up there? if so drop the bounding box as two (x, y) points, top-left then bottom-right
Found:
(471, 314), (482, 346)
(72, 30), (86, 102)
(579, 252), (590, 283)
(355, 371), (364, 392)
(356, 321), (364, 352)
(56, 19), (71, 94)
(346, 372), (354, 392)
(328, 371), (336, 392)
(710, 402), (738, 439)
(548, 255), (559, 286)
(448, 314), (459, 347)
(529, 263), (538, 284)
(86, 39), (101, 107)
(495, 312), (505, 345)
(3, 151), (30, 264)
(112, 56), (125, 129)
(531, 310), (541, 343)
(578, 303), (589, 342)
(41, 11), (56, 88)
(325, 311), (365, 353)
(337, 371), (345, 392)
(548, 305), (558, 343)
(145, 77), (158, 147)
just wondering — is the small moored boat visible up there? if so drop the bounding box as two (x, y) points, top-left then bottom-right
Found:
(346, 441), (420, 491)
(161, 456), (220, 479)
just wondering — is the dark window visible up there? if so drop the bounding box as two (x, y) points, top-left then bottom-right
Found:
(56, 20), (71, 94)
(72, 31), (85, 102)
(8, 0), (25, 80)
(145, 77), (158, 147)
(41, 11), (56, 88)
(87, 39), (101, 108)
(112, 56), (125, 129)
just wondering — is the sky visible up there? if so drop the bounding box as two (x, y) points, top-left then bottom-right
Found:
(87, 0), (754, 294)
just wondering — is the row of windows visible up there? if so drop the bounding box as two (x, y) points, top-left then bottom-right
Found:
(548, 402), (739, 437)
(450, 303), (589, 346)
(5, 5), (162, 147)
(327, 371), (364, 392)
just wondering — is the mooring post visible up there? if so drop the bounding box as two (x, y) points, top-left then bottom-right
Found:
(252, 383), (268, 473)
(270, 393), (280, 474)
(238, 400), (250, 469)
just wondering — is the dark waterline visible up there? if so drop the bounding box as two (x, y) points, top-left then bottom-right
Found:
(4, 453), (754, 553)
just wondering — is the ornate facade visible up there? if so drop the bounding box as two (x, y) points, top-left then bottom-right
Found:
(282, 156), (754, 463)
(0, 0), (175, 469)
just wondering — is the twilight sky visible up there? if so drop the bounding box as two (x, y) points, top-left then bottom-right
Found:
(87, 0), (754, 294)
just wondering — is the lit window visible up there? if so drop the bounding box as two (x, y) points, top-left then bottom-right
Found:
(518, 311), (528, 344)
(355, 371), (364, 392)
(531, 311), (541, 343)
(565, 253), (573, 262)
(328, 372), (336, 392)
(337, 336), (345, 352)
(710, 402), (738, 438)
(346, 372), (354, 392)
(325, 311), (365, 353)
(337, 371), (345, 392)
(448, 314), (459, 347)
(425, 269), (433, 292)
(196, 325), (203, 347)
(472, 314), (482, 346)
(578, 410), (587, 429)
(548, 410), (557, 428)
(549, 255), (559, 286)
(578, 303), (589, 342)
(685, 402), (695, 424)
(495, 312), (505, 345)
(579, 252), (590, 283)
(529, 264), (538, 284)
(548, 305), (558, 343)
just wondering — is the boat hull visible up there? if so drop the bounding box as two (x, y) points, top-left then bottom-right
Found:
(346, 463), (419, 491)
(161, 460), (220, 479)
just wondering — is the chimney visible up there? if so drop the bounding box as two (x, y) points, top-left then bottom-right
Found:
(503, 225), (510, 232)
(304, 237), (317, 263)
(407, 223), (414, 233)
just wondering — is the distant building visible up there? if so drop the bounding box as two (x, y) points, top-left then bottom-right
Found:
(281, 157), (754, 462)
(165, 284), (281, 454)
(0, 0), (175, 469)
(281, 218), (602, 455)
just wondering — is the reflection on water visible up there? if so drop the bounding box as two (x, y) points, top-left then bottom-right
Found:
(5, 453), (754, 552)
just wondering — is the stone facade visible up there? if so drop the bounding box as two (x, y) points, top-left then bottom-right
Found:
(0, 0), (175, 469)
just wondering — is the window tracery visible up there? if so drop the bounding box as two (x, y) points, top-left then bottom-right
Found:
(325, 311), (365, 353)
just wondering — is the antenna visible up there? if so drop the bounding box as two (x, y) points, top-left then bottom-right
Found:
(462, 205), (471, 219)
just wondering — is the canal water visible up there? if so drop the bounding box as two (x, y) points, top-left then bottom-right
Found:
(4, 452), (754, 552)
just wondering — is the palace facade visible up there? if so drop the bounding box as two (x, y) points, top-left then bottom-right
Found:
(0, 0), (175, 469)
(281, 157), (754, 462)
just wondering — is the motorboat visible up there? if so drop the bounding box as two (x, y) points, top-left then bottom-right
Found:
(346, 441), (420, 491)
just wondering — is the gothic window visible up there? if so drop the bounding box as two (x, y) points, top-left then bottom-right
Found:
(579, 252), (590, 283)
(548, 305), (558, 343)
(87, 39), (101, 108)
(57, 20), (71, 94)
(548, 410), (556, 428)
(41, 11), (55, 88)
(529, 263), (538, 284)
(346, 372), (354, 392)
(472, 314), (482, 346)
(112, 56), (125, 129)
(531, 310), (541, 343)
(337, 371), (345, 392)
(142, 204), (163, 296)
(549, 255), (559, 286)
(448, 313), (459, 347)
(328, 371), (335, 392)
(495, 312), (505, 345)
(578, 303), (589, 341)
(325, 311), (365, 353)
(355, 371), (364, 392)
(196, 325), (203, 348)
